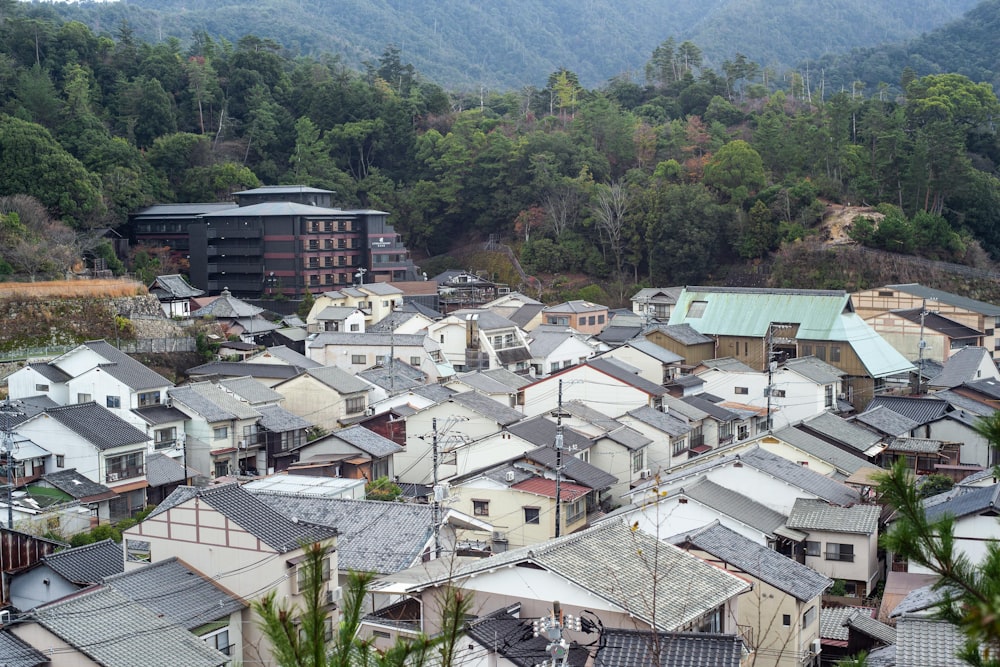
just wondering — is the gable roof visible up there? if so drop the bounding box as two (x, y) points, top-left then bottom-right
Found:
(328, 424), (403, 458)
(895, 614), (969, 667)
(585, 358), (669, 396)
(673, 521), (831, 601)
(523, 446), (618, 491)
(149, 483), (337, 553)
(190, 288), (264, 318)
(626, 405), (692, 437)
(43, 402), (149, 450)
(865, 395), (951, 425)
(186, 360), (306, 380)
(894, 308), (983, 339)
(680, 477), (790, 536)
(40, 468), (117, 502)
(507, 416), (594, 451)
(923, 482), (1000, 522)
(787, 498), (880, 534)
(145, 452), (198, 487)
(798, 411), (881, 453)
(426, 520), (750, 631)
(622, 338), (685, 364)
(526, 329), (583, 358)
(770, 426), (872, 474)
(28, 587), (227, 667)
(852, 405), (920, 437)
(886, 284), (1000, 317)
(43, 538), (124, 584)
(79, 340), (173, 390)
(132, 403), (188, 426)
(255, 345), (322, 368)
(0, 630), (48, 667)
(103, 558), (245, 630)
(357, 359), (427, 393)
(594, 628), (744, 667)
(453, 368), (532, 394)
(782, 355), (846, 383)
(24, 362), (72, 383)
(257, 403), (312, 433)
(449, 391), (524, 425)
(465, 606), (590, 667)
(929, 347), (995, 389)
(169, 382), (260, 423)
(699, 357), (756, 373)
(219, 376), (283, 404)
(149, 274), (204, 299)
(843, 608), (897, 645)
(647, 323), (714, 345)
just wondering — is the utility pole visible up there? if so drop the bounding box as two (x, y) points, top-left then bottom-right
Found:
(532, 600), (581, 667)
(554, 379), (564, 538)
(916, 299), (928, 395)
(765, 323), (777, 432)
(1, 404), (25, 530)
(431, 416), (440, 557)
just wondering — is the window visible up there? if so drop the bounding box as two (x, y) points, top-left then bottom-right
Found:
(737, 424), (749, 440)
(524, 507), (540, 525)
(154, 427), (177, 450)
(719, 421), (733, 443)
(473, 500), (489, 516)
(802, 606), (817, 629)
(565, 498), (585, 524)
(801, 344), (812, 357)
(815, 345), (826, 361)
(550, 362), (560, 374)
(345, 396), (366, 415)
(782, 614), (791, 627)
(577, 449), (589, 463)
(77, 393), (92, 403)
(826, 543), (855, 562)
(350, 323), (360, 332)
(56, 454), (65, 468)
(351, 354), (366, 365)
(211, 426), (228, 440)
(735, 387), (749, 395)
(687, 300), (708, 318)
(439, 334), (445, 343)
(588, 316), (596, 325)
(106, 451), (144, 483)
(138, 391), (160, 407)
(771, 389), (786, 398)
(690, 424), (704, 448)
(382, 300), (390, 307)
(632, 449), (645, 473)
(672, 437), (687, 455)
(35, 383), (49, 392)
(106, 395), (121, 409)
(243, 424), (260, 446)
(126, 539), (151, 563)
(825, 385), (835, 408)
(410, 356), (421, 366)
(805, 541), (821, 556)
(830, 345), (841, 362)
(214, 460), (229, 478)
(597, 314), (605, 324)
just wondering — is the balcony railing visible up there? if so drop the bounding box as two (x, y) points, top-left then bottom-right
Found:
(825, 552), (855, 562)
(106, 465), (144, 483)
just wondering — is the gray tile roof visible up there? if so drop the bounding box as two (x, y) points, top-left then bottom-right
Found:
(44, 539), (124, 584)
(787, 498), (880, 534)
(0, 630), (48, 667)
(699, 357), (756, 373)
(40, 468), (116, 501)
(739, 447), (861, 506)
(679, 395), (737, 422)
(29, 587), (228, 667)
(933, 389), (995, 418)
(844, 608), (897, 645)
(330, 424), (402, 458)
(821, 606), (869, 641)
(258, 345), (322, 368)
(923, 482), (1000, 521)
(962, 377), (1000, 400)
(149, 274), (204, 299)
(527, 329), (578, 358)
(104, 558), (245, 630)
(186, 361), (306, 380)
(167, 385), (234, 422)
(649, 323), (714, 345)
(436, 520), (749, 632)
(895, 614), (969, 666)
(149, 483), (337, 553)
(604, 425), (652, 451)
(889, 583), (956, 618)
(308, 331), (427, 348)
(673, 521), (831, 601)
(82, 340), (174, 390)
(523, 446), (618, 490)
(887, 437), (942, 454)
(587, 358), (669, 396)
(361, 282), (403, 297)
(368, 310), (421, 333)
(219, 376), (283, 404)
(623, 338), (684, 364)
(316, 305), (361, 321)
(775, 425), (872, 474)
(250, 493), (433, 574)
(626, 405), (691, 437)
(681, 477), (789, 536)
(929, 347), (993, 389)
(452, 309), (522, 332)
(465, 606), (590, 667)
(357, 359), (426, 393)
(411, 383), (456, 402)
(865, 395), (951, 425)
(257, 403), (312, 432)
(190, 290), (263, 318)
(450, 391), (524, 425)
(26, 362), (72, 383)
(887, 283), (1000, 317)
(305, 366), (376, 394)
(508, 416), (594, 451)
(594, 629), (744, 667)
(131, 404), (187, 426)
(596, 324), (642, 346)
(145, 452), (197, 487)
(799, 411), (881, 452)
(454, 368), (531, 394)
(44, 403), (150, 451)
(782, 355), (846, 383)
(852, 405), (920, 437)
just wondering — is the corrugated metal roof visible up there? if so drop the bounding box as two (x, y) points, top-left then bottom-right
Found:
(887, 284), (1000, 317)
(866, 396), (951, 425)
(512, 477), (589, 501)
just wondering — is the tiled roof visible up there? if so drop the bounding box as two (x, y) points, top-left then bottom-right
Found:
(604, 425), (652, 451)
(887, 437), (942, 454)
(887, 283), (1000, 317)
(524, 446), (618, 491)
(185, 381), (261, 420)
(699, 357), (756, 373)
(0, 630), (48, 667)
(104, 558), (245, 630)
(648, 323), (714, 345)
(257, 345), (321, 368)
(511, 477), (589, 501)
(454, 368), (531, 394)
(624, 338), (684, 364)
(145, 452), (198, 487)
(436, 521), (750, 632)
(594, 628), (744, 667)
(316, 305), (361, 321)
(787, 498), (880, 534)
(368, 310), (422, 333)
(527, 329), (579, 358)
(889, 583), (955, 618)
(465, 606), (590, 667)
(30, 587), (227, 667)
(543, 300), (608, 314)
(150, 483), (337, 553)
(782, 355), (845, 383)
(962, 377), (1000, 400)
(308, 331), (426, 348)
(933, 390), (994, 418)
(896, 614), (969, 666)
(186, 361), (306, 380)
(587, 358), (669, 396)
(149, 274), (204, 299)
(219, 376), (283, 404)
(450, 391), (524, 425)
(41, 468), (116, 501)
(132, 404), (188, 426)
(929, 347), (994, 389)
(631, 287), (683, 303)
(44, 539), (124, 584)
(866, 644), (897, 667)
(844, 608), (897, 645)
(411, 383), (455, 402)
(330, 424), (402, 458)
(679, 395), (737, 422)
(250, 492), (434, 574)
(775, 426), (872, 474)
(681, 477), (789, 536)
(305, 366), (376, 394)
(739, 447), (861, 506)
(167, 385), (234, 422)
(675, 521), (831, 601)
(821, 606), (871, 641)
(865, 395), (951, 425)
(82, 340), (174, 390)
(25, 362), (72, 383)
(190, 290), (263, 318)
(799, 411), (881, 452)
(852, 405), (919, 437)
(44, 403), (149, 451)
(595, 324), (642, 346)
(508, 416), (594, 451)
(923, 482), (1000, 521)
(257, 403), (312, 432)
(357, 359), (426, 393)
(626, 405), (691, 437)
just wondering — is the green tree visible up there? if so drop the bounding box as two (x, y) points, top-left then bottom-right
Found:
(365, 476), (402, 502)
(703, 139), (766, 204)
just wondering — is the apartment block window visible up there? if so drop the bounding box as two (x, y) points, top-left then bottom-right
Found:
(473, 500), (489, 516)
(719, 422), (733, 443)
(826, 543), (855, 562)
(154, 427), (177, 450)
(735, 387), (749, 395)
(345, 396), (365, 415)
(77, 393), (92, 403)
(138, 391), (160, 407)
(805, 541), (821, 556)
(214, 426), (229, 439)
(524, 507), (540, 525)
(106, 395), (121, 409)
(308, 239), (319, 250)
(351, 354), (366, 365)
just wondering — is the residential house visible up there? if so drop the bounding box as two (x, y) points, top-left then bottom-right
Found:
(145, 451), (199, 504)
(290, 424), (402, 481)
(427, 309), (532, 374)
(216, 340), (259, 361)
(643, 323), (717, 368)
(148, 274), (204, 318)
(445, 368), (532, 407)
(597, 338), (684, 385)
(927, 346), (1000, 390)
(795, 410), (883, 460)
(852, 283), (1000, 361)
(34, 468), (118, 525)
(359, 358), (432, 403)
(185, 360), (310, 387)
(541, 301), (610, 335)
(755, 428), (873, 479)
(668, 286), (914, 408)
(167, 382), (263, 478)
(619, 404), (695, 473)
(309, 306), (367, 334)
(306, 283), (405, 328)
(865, 307), (984, 363)
(16, 402), (151, 520)
(631, 287), (683, 322)
(525, 325), (596, 377)
(273, 365), (372, 431)
(248, 344), (322, 370)
(133, 401), (189, 462)
(122, 483), (338, 666)
(480, 291), (546, 331)
(671, 521), (832, 667)
(786, 497), (882, 597)
(368, 306), (435, 335)
(594, 311), (643, 348)
(306, 331), (448, 380)
(191, 287), (279, 344)
(9, 538), (124, 611)
(254, 404), (312, 472)
(865, 394), (987, 467)
(558, 401), (653, 498)
(361, 521), (751, 651)
(9, 587), (229, 667)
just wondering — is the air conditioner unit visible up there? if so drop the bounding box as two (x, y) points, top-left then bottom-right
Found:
(505, 470), (516, 483)
(107, 472), (119, 482)
(838, 393), (847, 400)
(326, 587), (342, 606)
(492, 531), (508, 542)
(811, 638), (822, 656)
(638, 469), (652, 480)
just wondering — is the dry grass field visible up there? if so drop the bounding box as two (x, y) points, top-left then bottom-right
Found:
(0, 279), (147, 300)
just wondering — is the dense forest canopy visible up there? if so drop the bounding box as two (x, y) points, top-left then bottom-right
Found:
(1, 0), (1000, 302)
(41, 0), (981, 90)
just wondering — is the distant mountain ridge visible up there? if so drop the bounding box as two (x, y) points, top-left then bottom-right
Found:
(49, 0), (980, 89)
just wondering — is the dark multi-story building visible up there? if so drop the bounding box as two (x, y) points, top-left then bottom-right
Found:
(129, 186), (420, 298)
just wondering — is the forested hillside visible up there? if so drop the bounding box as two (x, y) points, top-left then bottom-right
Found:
(44, 0), (979, 89)
(1, 1), (1000, 305)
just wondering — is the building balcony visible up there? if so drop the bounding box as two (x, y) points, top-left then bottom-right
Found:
(106, 465), (144, 483)
(207, 245), (260, 256)
(206, 228), (261, 239)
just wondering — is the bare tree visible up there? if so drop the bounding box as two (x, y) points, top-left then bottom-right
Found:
(542, 182), (582, 238)
(592, 180), (630, 278)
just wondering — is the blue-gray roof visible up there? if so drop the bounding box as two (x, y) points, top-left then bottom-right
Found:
(924, 482), (1000, 522)
(674, 521), (831, 601)
(865, 396), (951, 425)
(929, 347), (994, 389)
(465, 606), (590, 667)
(852, 405), (920, 437)
(104, 557), (245, 630)
(523, 445), (618, 490)
(145, 452), (197, 487)
(44, 403), (150, 451)
(507, 415), (594, 451)
(450, 391), (524, 425)
(257, 403), (312, 432)
(132, 404), (188, 426)
(587, 358), (669, 396)
(798, 411), (881, 452)
(25, 362), (72, 383)
(0, 630), (48, 667)
(40, 468), (116, 501)
(219, 376), (283, 404)
(648, 323), (714, 345)
(681, 477), (789, 536)
(44, 539), (124, 584)
(626, 405), (692, 437)
(623, 338), (685, 364)
(887, 284), (1000, 317)
(83, 340), (173, 390)
(782, 355), (845, 383)
(772, 425), (872, 474)
(787, 497), (880, 534)
(595, 628), (744, 667)
(329, 424), (402, 458)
